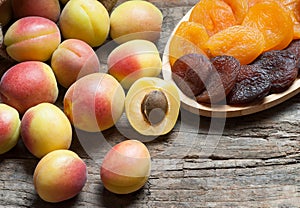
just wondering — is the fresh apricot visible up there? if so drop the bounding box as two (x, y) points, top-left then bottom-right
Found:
(205, 25), (265, 65)
(189, 0), (237, 36)
(168, 21), (209, 66)
(242, 1), (294, 51)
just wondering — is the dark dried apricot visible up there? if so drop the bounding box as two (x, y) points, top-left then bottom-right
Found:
(171, 53), (213, 97)
(285, 39), (300, 70)
(196, 55), (240, 104)
(253, 50), (298, 93)
(227, 65), (271, 104)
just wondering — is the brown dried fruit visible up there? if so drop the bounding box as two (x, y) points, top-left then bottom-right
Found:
(285, 40), (300, 70)
(196, 55), (240, 104)
(253, 50), (298, 93)
(171, 53), (213, 97)
(227, 65), (271, 104)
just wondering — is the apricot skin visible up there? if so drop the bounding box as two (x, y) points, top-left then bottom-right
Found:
(110, 0), (163, 44)
(59, 0), (110, 47)
(4, 16), (61, 62)
(108, 39), (162, 89)
(100, 140), (151, 194)
(64, 73), (125, 132)
(51, 39), (100, 88)
(11, 0), (61, 22)
(21, 103), (72, 158)
(0, 61), (58, 114)
(0, 104), (20, 155)
(33, 150), (87, 203)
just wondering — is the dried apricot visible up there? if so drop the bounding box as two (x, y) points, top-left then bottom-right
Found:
(278, 0), (300, 39)
(253, 50), (298, 93)
(168, 21), (209, 66)
(189, 0), (236, 36)
(171, 53), (213, 97)
(286, 39), (300, 69)
(222, 0), (249, 24)
(196, 56), (240, 104)
(205, 25), (265, 65)
(242, 1), (294, 51)
(227, 65), (271, 104)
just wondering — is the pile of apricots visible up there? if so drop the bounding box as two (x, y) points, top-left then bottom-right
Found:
(169, 0), (300, 105)
(170, 0), (300, 65)
(0, 0), (182, 203)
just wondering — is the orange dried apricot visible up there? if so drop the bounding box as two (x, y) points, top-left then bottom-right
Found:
(248, 0), (264, 7)
(222, 0), (249, 24)
(242, 1), (294, 51)
(278, 0), (300, 39)
(189, 0), (236, 36)
(168, 21), (209, 66)
(205, 25), (265, 65)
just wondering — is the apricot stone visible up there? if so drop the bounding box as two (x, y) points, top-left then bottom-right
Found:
(110, 0), (163, 44)
(33, 150), (87, 203)
(11, 0), (61, 22)
(108, 39), (162, 89)
(64, 73), (125, 132)
(100, 140), (151, 194)
(4, 16), (61, 62)
(125, 77), (180, 136)
(21, 103), (72, 158)
(59, 0), (110, 47)
(0, 61), (58, 114)
(0, 104), (20, 154)
(51, 39), (101, 88)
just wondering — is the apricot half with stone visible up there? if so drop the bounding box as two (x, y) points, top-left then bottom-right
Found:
(125, 77), (180, 136)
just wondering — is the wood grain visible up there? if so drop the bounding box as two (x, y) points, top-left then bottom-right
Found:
(0, 1), (299, 208)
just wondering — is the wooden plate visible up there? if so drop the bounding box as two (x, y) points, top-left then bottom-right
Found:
(162, 6), (300, 118)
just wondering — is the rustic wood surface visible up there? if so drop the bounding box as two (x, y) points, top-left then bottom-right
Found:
(0, 1), (300, 207)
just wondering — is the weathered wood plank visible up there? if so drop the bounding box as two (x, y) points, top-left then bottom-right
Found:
(0, 1), (300, 207)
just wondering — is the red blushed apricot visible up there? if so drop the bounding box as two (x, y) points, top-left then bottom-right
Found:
(4, 16), (61, 62)
(33, 150), (87, 203)
(11, 0), (61, 22)
(0, 104), (20, 154)
(107, 40), (162, 89)
(0, 61), (58, 114)
(100, 140), (151, 194)
(51, 39), (100, 88)
(63, 73), (125, 132)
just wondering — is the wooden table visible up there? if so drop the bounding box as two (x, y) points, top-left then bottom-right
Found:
(1, 1), (300, 207)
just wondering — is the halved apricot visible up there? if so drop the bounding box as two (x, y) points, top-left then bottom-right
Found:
(205, 25), (265, 65)
(189, 0), (236, 36)
(242, 1), (294, 51)
(168, 21), (209, 66)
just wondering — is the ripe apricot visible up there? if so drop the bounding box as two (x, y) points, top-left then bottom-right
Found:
(168, 21), (209, 66)
(242, 1), (294, 51)
(205, 25), (265, 65)
(189, 0), (236, 36)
